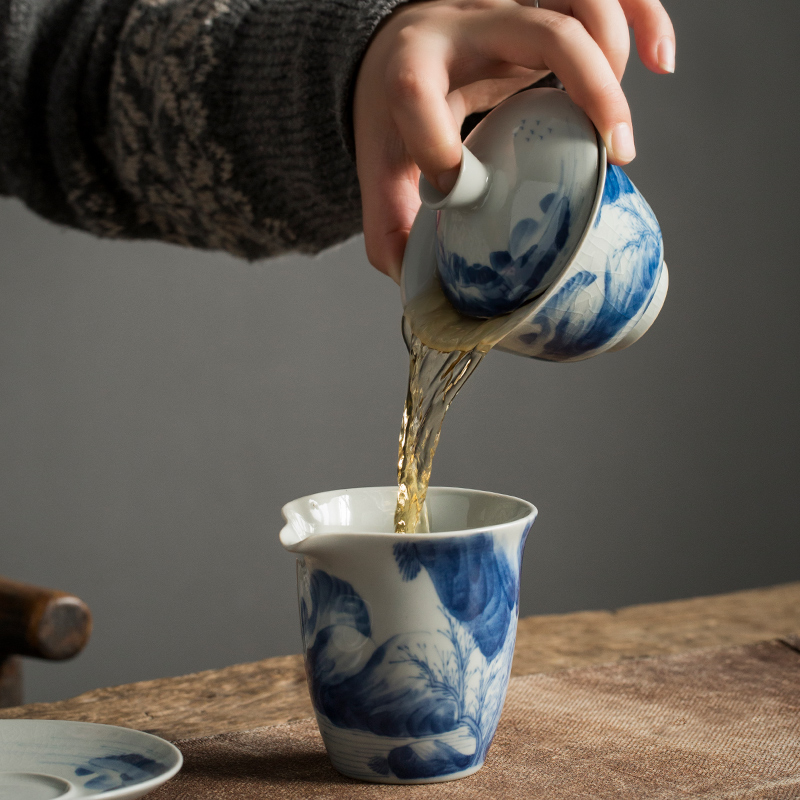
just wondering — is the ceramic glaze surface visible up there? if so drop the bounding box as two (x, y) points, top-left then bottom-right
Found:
(497, 164), (665, 362)
(435, 90), (599, 318)
(281, 487), (537, 784)
(0, 720), (182, 799)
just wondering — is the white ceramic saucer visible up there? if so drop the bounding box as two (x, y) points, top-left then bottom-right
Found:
(0, 720), (182, 799)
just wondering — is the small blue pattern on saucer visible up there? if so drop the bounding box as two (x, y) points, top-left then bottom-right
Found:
(74, 753), (170, 791)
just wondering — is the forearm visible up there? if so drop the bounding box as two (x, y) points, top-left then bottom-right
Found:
(0, 0), (408, 257)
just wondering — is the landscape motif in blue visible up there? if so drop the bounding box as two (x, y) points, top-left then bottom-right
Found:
(300, 529), (530, 780)
(74, 753), (167, 791)
(518, 165), (663, 360)
(436, 188), (573, 319)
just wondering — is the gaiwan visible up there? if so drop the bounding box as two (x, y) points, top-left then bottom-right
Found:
(406, 87), (668, 362)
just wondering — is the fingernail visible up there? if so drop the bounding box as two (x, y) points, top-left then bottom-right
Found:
(657, 37), (675, 73)
(436, 165), (460, 195)
(610, 123), (636, 163)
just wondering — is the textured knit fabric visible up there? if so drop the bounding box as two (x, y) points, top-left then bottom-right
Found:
(0, 0), (413, 257)
(0, 0), (565, 259)
(148, 639), (800, 799)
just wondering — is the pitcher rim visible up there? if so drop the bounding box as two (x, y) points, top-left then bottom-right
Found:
(280, 485), (538, 543)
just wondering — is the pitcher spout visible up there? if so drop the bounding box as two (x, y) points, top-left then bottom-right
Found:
(279, 519), (351, 555)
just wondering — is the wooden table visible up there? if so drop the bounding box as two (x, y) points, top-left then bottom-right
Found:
(2, 583), (799, 742)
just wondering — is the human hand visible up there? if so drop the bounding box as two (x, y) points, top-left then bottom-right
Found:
(353, 0), (675, 283)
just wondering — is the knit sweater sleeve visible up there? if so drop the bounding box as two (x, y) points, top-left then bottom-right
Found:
(0, 0), (408, 257)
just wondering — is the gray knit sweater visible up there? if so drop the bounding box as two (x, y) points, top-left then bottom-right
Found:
(0, 0), (417, 257)
(0, 0), (560, 258)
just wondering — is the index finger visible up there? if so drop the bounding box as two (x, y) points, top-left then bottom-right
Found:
(474, 8), (637, 163)
(619, 0), (676, 73)
(384, 31), (465, 195)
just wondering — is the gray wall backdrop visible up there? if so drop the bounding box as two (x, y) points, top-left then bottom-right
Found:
(2, 0), (799, 705)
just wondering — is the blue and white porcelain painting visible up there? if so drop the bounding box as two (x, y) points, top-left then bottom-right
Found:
(0, 720), (182, 799)
(421, 89), (600, 318)
(405, 86), (668, 362)
(280, 486), (537, 784)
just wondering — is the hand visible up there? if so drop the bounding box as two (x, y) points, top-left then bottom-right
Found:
(353, 0), (675, 283)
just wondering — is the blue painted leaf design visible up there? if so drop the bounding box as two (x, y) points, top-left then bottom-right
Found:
(393, 542), (421, 581)
(509, 218), (538, 255)
(437, 196), (573, 317)
(387, 740), (472, 780)
(597, 162), (626, 208)
(391, 534), (518, 660)
(529, 165), (663, 359)
(368, 756), (391, 776)
(304, 569), (371, 644)
(490, 249), (513, 271)
(309, 632), (460, 737)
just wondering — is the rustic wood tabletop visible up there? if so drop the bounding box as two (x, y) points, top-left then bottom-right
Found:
(2, 582), (798, 741)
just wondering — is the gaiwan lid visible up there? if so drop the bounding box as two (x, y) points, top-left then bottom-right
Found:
(419, 89), (600, 318)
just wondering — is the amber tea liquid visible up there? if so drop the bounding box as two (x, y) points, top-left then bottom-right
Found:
(394, 281), (529, 534)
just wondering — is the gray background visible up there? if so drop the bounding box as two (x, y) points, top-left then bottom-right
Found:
(2, 0), (798, 705)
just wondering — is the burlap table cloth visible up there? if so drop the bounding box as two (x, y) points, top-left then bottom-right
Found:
(149, 638), (800, 799)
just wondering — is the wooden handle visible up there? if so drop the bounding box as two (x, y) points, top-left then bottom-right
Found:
(0, 655), (22, 707)
(0, 577), (92, 660)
